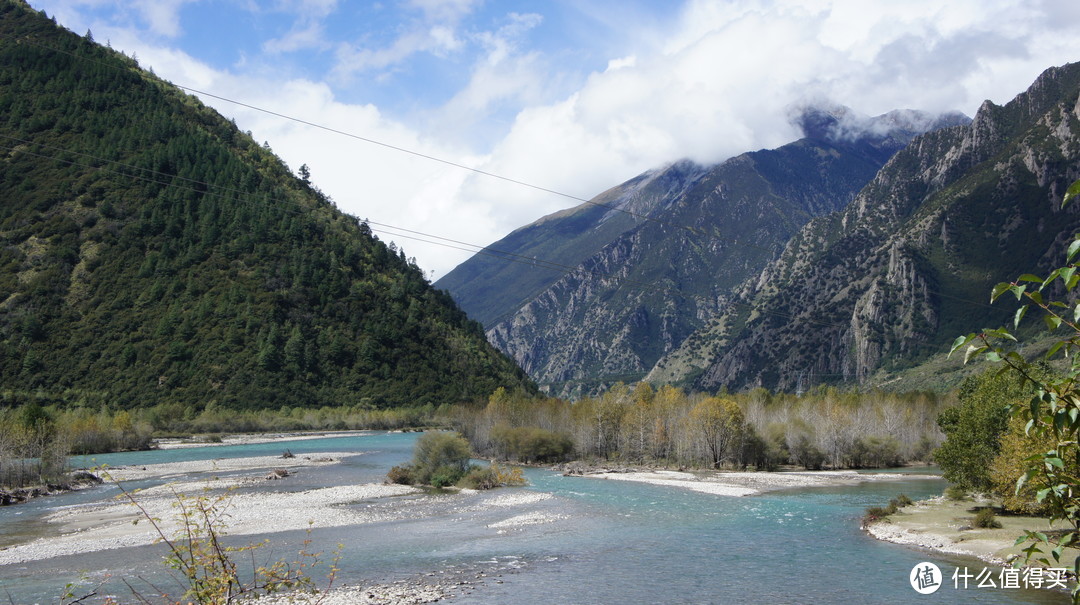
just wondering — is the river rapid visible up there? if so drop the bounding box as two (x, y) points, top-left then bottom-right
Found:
(0, 432), (1069, 604)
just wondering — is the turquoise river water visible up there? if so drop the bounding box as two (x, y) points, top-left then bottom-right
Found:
(0, 432), (1070, 604)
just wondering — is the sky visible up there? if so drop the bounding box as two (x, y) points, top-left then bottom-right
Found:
(29, 0), (1080, 280)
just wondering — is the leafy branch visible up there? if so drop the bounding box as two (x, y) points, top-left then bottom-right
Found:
(950, 179), (1080, 601)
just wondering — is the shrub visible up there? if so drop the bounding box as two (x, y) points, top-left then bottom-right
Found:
(863, 505), (895, 525)
(973, 507), (1002, 529)
(490, 426), (574, 463)
(412, 432), (472, 484)
(386, 432), (473, 487)
(109, 479), (336, 604)
(458, 463), (527, 490)
(459, 465), (499, 490)
(945, 485), (968, 501)
(385, 464), (414, 485)
(892, 493), (914, 508)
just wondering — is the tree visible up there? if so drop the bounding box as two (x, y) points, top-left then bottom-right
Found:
(951, 179), (1080, 601)
(687, 397), (745, 468)
(933, 370), (1020, 491)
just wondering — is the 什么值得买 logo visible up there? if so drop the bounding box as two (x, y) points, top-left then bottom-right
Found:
(910, 562), (942, 595)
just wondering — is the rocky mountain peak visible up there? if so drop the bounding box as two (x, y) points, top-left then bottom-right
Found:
(790, 103), (970, 149)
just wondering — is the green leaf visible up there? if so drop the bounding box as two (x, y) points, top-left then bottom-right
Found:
(1061, 266), (1077, 287)
(1016, 470), (1033, 495)
(964, 345), (988, 364)
(1045, 314), (1062, 331)
(1014, 305), (1029, 329)
(1048, 340), (1066, 359)
(1041, 269), (1062, 292)
(991, 282), (1013, 302)
(1067, 237), (1080, 262)
(1018, 274), (1044, 284)
(949, 334), (973, 357)
(1063, 179), (1080, 208)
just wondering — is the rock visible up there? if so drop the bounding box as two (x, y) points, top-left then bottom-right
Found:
(265, 468), (290, 480)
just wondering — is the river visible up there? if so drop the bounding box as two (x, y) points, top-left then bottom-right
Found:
(0, 432), (1068, 604)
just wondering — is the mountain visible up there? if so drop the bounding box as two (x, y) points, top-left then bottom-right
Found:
(0, 0), (534, 410)
(434, 159), (709, 328)
(440, 104), (967, 397)
(653, 62), (1080, 392)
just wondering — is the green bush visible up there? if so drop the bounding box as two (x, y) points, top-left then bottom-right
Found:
(945, 485), (968, 501)
(389, 431), (473, 487)
(428, 465), (459, 489)
(863, 505), (895, 524)
(892, 493), (914, 508)
(973, 507), (1002, 529)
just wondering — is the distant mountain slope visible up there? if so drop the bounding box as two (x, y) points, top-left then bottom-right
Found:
(654, 62), (1080, 392)
(0, 0), (533, 409)
(434, 159), (708, 327)
(442, 103), (966, 396)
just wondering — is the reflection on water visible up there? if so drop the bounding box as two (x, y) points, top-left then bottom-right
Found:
(0, 432), (1069, 604)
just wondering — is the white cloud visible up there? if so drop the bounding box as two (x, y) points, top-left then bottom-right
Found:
(330, 0), (478, 80)
(130, 0), (194, 38)
(262, 20), (330, 54)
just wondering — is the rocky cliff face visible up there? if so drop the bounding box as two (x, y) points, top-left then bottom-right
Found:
(660, 62), (1080, 393)
(469, 109), (966, 397)
(434, 159), (708, 327)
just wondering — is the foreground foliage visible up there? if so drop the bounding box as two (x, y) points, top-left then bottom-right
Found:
(951, 180), (1080, 601)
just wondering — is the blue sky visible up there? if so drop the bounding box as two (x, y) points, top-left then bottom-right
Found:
(29, 0), (1080, 278)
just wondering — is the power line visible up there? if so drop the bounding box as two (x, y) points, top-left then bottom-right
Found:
(14, 36), (774, 254)
(4, 36), (1023, 368)
(0, 135), (854, 332)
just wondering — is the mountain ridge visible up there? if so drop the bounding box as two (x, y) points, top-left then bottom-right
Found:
(657, 61), (1080, 392)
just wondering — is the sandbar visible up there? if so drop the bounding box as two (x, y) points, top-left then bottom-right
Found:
(865, 496), (1080, 566)
(577, 468), (937, 497)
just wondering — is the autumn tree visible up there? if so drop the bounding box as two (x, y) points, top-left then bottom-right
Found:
(688, 397), (745, 468)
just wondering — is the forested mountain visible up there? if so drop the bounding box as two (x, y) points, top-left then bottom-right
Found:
(0, 0), (533, 410)
(653, 62), (1080, 392)
(441, 105), (967, 397)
